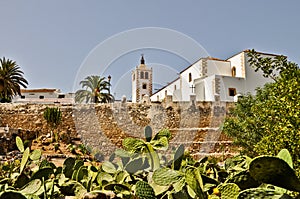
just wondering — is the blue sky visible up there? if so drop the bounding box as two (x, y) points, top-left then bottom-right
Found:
(0, 1), (299, 99)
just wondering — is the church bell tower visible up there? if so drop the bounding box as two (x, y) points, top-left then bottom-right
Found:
(132, 55), (152, 103)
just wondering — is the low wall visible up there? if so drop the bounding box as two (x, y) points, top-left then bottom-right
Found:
(0, 101), (234, 156)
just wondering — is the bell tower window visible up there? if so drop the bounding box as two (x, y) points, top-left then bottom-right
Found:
(145, 72), (149, 79)
(142, 83), (147, 89)
(140, 71), (144, 79)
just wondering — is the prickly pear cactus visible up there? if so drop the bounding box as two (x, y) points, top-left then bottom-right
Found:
(30, 149), (42, 161)
(249, 156), (300, 192)
(185, 168), (205, 198)
(152, 167), (182, 186)
(125, 157), (144, 174)
(136, 181), (156, 199)
(0, 191), (27, 199)
(16, 136), (24, 153)
(277, 149), (293, 169)
(30, 167), (54, 181)
(145, 126), (152, 142)
(226, 170), (260, 190)
(217, 183), (240, 199)
(20, 179), (42, 195)
(20, 148), (30, 174)
(237, 188), (293, 199)
(172, 144), (184, 170)
(63, 157), (75, 178)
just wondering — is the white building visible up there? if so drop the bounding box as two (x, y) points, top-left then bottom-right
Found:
(12, 88), (74, 104)
(132, 55), (153, 103)
(150, 50), (279, 102)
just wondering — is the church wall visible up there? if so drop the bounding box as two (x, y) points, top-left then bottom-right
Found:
(218, 76), (247, 101)
(206, 60), (231, 77)
(243, 53), (275, 94)
(227, 52), (245, 78)
(180, 60), (201, 101)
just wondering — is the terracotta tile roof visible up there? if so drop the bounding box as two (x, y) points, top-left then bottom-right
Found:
(226, 49), (286, 60)
(206, 56), (229, 62)
(21, 89), (58, 93)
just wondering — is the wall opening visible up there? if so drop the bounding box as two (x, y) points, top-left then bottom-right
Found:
(189, 73), (192, 82)
(145, 72), (148, 79)
(228, 88), (236, 96)
(232, 66), (236, 77)
(140, 71), (144, 79)
(142, 83), (147, 89)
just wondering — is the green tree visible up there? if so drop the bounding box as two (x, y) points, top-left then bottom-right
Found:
(75, 75), (114, 103)
(223, 50), (300, 165)
(0, 57), (28, 102)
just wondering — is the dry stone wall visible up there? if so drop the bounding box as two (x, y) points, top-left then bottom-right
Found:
(0, 101), (234, 156)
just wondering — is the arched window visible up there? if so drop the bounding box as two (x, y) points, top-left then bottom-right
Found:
(145, 72), (149, 79)
(189, 73), (192, 82)
(140, 71), (144, 79)
(142, 83), (147, 89)
(232, 67), (236, 77)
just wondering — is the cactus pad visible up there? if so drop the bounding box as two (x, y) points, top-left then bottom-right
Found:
(237, 188), (293, 199)
(217, 183), (240, 199)
(136, 181), (156, 199)
(153, 167), (182, 186)
(249, 156), (300, 192)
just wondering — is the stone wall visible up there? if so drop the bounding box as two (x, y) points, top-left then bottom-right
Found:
(0, 101), (234, 156)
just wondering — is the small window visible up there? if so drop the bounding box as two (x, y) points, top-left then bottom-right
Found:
(58, 94), (65, 99)
(174, 85), (177, 90)
(140, 72), (144, 79)
(232, 67), (236, 77)
(21, 95), (25, 99)
(145, 72), (149, 79)
(133, 74), (135, 81)
(142, 84), (147, 89)
(228, 88), (236, 96)
(189, 73), (192, 82)
(39, 96), (44, 99)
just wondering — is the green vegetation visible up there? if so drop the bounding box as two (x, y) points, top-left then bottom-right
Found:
(0, 57), (28, 102)
(1, 127), (300, 198)
(75, 75), (114, 103)
(43, 107), (62, 143)
(223, 49), (300, 168)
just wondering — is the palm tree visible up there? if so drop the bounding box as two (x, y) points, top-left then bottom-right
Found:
(75, 75), (114, 103)
(0, 57), (28, 102)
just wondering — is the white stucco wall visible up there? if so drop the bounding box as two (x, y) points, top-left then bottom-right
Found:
(150, 78), (180, 102)
(206, 59), (231, 77)
(180, 60), (202, 101)
(227, 52), (245, 78)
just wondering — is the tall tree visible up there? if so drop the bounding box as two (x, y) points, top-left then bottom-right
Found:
(75, 75), (114, 103)
(0, 57), (28, 102)
(223, 50), (300, 167)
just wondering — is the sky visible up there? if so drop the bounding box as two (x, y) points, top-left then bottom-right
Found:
(0, 1), (299, 100)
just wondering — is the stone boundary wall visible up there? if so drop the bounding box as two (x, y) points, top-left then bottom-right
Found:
(0, 101), (235, 156)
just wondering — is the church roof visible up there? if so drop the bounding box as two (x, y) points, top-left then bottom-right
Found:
(226, 49), (285, 60)
(151, 77), (180, 96)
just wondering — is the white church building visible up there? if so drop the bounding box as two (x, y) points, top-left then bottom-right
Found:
(144, 50), (279, 102)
